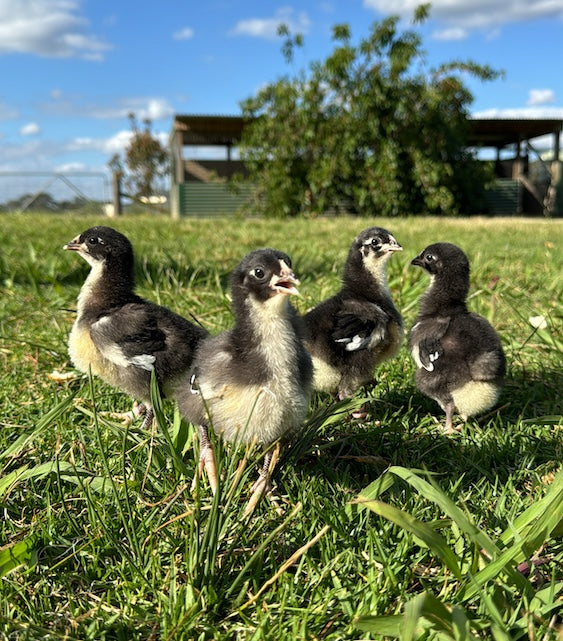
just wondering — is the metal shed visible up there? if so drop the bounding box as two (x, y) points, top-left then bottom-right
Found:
(169, 114), (562, 217)
(467, 118), (562, 215)
(169, 115), (252, 219)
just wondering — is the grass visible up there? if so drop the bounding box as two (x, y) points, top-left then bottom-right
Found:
(0, 212), (561, 640)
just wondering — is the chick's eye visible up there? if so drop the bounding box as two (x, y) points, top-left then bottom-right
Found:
(252, 267), (265, 280)
(425, 253), (434, 262)
(88, 236), (104, 245)
(367, 238), (381, 250)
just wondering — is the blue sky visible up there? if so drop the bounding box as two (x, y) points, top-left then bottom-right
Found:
(1, 0), (562, 187)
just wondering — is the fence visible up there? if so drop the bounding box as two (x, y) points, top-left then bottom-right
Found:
(0, 172), (112, 214)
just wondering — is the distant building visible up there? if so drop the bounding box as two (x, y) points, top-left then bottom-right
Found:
(467, 118), (562, 216)
(169, 114), (562, 217)
(169, 115), (251, 219)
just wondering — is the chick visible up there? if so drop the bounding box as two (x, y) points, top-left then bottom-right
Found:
(303, 227), (403, 404)
(175, 248), (312, 513)
(408, 242), (506, 433)
(64, 226), (208, 429)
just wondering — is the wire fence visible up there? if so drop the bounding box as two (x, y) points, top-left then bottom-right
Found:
(0, 172), (111, 214)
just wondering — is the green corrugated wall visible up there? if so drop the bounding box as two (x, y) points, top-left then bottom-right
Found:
(484, 179), (520, 215)
(177, 183), (254, 217)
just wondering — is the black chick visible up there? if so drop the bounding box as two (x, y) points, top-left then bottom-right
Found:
(408, 242), (506, 433)
(303, 227), (403, 403)
(174, 248), (312, 513)
(64, 226), (208, 429)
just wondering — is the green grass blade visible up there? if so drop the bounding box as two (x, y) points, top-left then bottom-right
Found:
(1, 394), (76, 462)
(345, 468), (395, 518)
(226, 502), (304, 601)
(498, 469), (563, 548)
(0, 536), (37, 577)
(451, 605), (472, 641)
(150, 371), (191, 477)
(386, 466), (499, 557)
(521, 415), (563, 425)
(461, 473), (563, 600)
(0, 461), (114, 498)
(355, 592), (482, 641)
(402, 592), (427, 641)
(354, 614), (402, 636)
(358, 499), (462, 579)
(0, 465), (29, 498)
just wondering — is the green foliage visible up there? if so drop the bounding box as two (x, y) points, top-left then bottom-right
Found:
(0, 214), (561, 640)
(110, 113), (169, 199)
(239, 9), (501, 218)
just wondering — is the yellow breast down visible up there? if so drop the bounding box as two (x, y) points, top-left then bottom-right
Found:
(68, 323), (122, 387)
(311, 357), (342, 393)
(452, 381), (501, 419)
(200, 380), (306, 446)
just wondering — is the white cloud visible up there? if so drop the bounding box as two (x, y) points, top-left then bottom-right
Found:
(0, 0), (111, 60)
(91, 97), (175, 122)
(0, 127), (163, 174)
(528, 89), (556, 106)
(173, 26), (194, 40)
(141, 98), (175, 121)
(55, 161), (88, 172)
(432, 27), (467, 41)
(68, 129), (133, 155)
(20, 122), (41, 136)
(363, 0), (563, 37)
(230, 7), (310, 40)
(43, 95), (175, 122)
(67, 127), (167, 156)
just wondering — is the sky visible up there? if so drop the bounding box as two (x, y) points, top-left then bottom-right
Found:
(1, 0), (563, 200)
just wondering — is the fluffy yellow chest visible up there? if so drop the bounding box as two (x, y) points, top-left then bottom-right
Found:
(311, 357), (341, 393)
(200, 378), (307, 445)
(68, 322), (121, 386)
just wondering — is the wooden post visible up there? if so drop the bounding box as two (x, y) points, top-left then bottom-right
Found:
(109, 171), (122, 217)
(170, 125), (184, 219)
(545, 128), (562, 216)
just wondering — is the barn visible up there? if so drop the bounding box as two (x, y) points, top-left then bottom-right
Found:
(169, 114), (562, 218)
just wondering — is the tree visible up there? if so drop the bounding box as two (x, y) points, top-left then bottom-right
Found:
(239, 6), (502, 217)
(109, 114), (169, 200)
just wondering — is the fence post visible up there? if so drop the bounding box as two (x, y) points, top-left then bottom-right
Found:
(109, 171), (122, 217)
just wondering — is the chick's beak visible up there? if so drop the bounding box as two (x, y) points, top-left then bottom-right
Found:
(63, 235), (82, 251)
(270, 260), (300, 296)
(385, 236), (403, 253)
(411, 254), (424, 267)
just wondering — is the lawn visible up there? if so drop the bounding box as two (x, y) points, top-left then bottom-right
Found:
(0, 213), (561, 640)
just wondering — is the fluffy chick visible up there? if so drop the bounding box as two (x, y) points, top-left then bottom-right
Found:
(175, 248), (312, 513)
(408, 242), (506, 433)
(64, 226), (208, 428)
(303, 227), (403, 402)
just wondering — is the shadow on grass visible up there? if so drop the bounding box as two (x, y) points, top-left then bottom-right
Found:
(284, 367), (562, 500)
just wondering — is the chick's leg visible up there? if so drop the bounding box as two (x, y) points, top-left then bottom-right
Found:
(193, 424), (218, 494)
(442, 402), (457, 434)
(106, 401), (150, 426)
(139, 406), (154, 431)
(244, 443), (282, 516)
